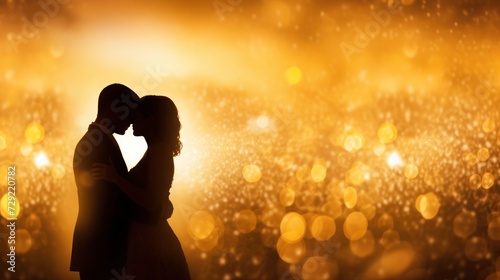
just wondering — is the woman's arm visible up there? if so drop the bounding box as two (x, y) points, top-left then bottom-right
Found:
(91, 163), (159, 213)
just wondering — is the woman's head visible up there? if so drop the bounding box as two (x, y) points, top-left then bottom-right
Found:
(132, 95), (182, 156)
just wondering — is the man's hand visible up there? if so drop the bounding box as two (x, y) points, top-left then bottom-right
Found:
(91, 160), (119, 183)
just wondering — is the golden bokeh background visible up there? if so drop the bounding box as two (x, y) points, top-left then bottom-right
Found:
(1, 0), (500, 279)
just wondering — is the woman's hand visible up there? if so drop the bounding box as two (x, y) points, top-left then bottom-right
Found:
(91, 161), (119, 183)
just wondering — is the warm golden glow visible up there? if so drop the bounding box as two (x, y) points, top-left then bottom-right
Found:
(280, 212), (306, 243)
(242, 164), (262, 183)
(51, 163), (66, 179)
(1, 193), (21, 219)
(350, 230), (375, 258)
(277, 237), (306, 264)
(279, 188), (295, 207)
(343, 130), (364, 153)
(310, 215), (336, 241)
(2, 0), (500, 278)
(482, 118), (496, 133)
(0, 131), (6, 152)
(343, 211), (368, 241)
(404, 163), (418, 179)
(343, 187), (357, 209)
(233, 209), (257, 234)
(377, 123), (398, 144)
(418, 192), (441, 220)
(386, 151), (403, 168)
(454, 211), (477, 239)
(310, 161), (327, 183)
(24, 122), (45, 144)
(189, 211), (215, 240)
(285, 66), (302, 85)
(481, 172), (495, 189)
(34, 151), (50, 168)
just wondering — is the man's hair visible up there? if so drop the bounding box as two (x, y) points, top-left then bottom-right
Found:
(97, 83), (139, 117)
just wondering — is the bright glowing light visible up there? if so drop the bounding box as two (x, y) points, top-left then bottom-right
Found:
(378, 123), (398, 144)
(256, 115), (270, 128)
(1, 193), (20, 219)
(115, 129), (148, 170)
(243, 164), (262, 183)
(34, 152), (50, 168)
(25, 122), (45, 144)
(387, 151), (403, 168)
(285, 66), (302, 85)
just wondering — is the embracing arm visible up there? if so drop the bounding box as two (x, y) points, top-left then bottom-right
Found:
(91, 163), (160, 213)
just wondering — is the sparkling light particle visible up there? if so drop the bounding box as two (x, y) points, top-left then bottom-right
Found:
(344, 187), (357, 209)
(34, 152), (50, 168)
(234, 209), (257, 234)
(477, 148), (490, 162)
(16, 229), (33, 254)
(350, 230), (375, 257)
(279, 188), (295, 207)
(488, 217), (500, 240)
(346, 162), (368, 186)
(285, 66), (302, 85)
(25, 214), (42, 231)
(302, 257), (339, 280)
(242, 164), (262, 183)
(453, 211), (477, 239)
(189, 211), (215, 240)
(0, 193), (20, 219)
(277, 237), (306, 264)
(256, 115), (270, 128)
(387, 151), (403, 168)
(378, 123), (398, 144)
(419, 192), (440, 220)
(360, 204), (376, 220)
(381, 229), (401, 249)
(343, 130), (364, 153)
(373, 142), (386, 156)
(482, 118), (496, 133)
(404, 163), (419, 179)
(280, 212), (306, 243)
(363, 243), (415, 278)
(469, 174), (482, 190)
(465, 236), (488, 261)
(25, 122), (45, 144)
(20, 142), (33, 156)
(481, 172), (495, 189)
(311, 162), (327, 182)
(51, 164), (66, 179)
(310, 215), (336, 241)
(377, 213), (394, 231)
(343, 211), (368, 241)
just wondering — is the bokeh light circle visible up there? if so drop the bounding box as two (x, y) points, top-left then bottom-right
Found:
(343, 211), (368, 241)
(280, 212), (306, 243)
(242, 164), (262, 183)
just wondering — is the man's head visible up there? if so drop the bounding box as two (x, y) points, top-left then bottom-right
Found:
(97, 83), (140, 135)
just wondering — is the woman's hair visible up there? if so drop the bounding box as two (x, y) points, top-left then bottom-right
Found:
(138, 95), (182, 156)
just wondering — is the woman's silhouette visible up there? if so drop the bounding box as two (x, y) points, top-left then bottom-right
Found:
(92, 95), (191, 280)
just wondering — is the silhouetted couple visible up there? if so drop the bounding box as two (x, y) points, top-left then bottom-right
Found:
(70, 84), (191, 280)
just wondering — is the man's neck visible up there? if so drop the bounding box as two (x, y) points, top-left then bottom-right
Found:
(93, 117), (114, 135)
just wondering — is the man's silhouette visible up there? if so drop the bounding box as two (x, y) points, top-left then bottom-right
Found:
(70, 84), (139, 280)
